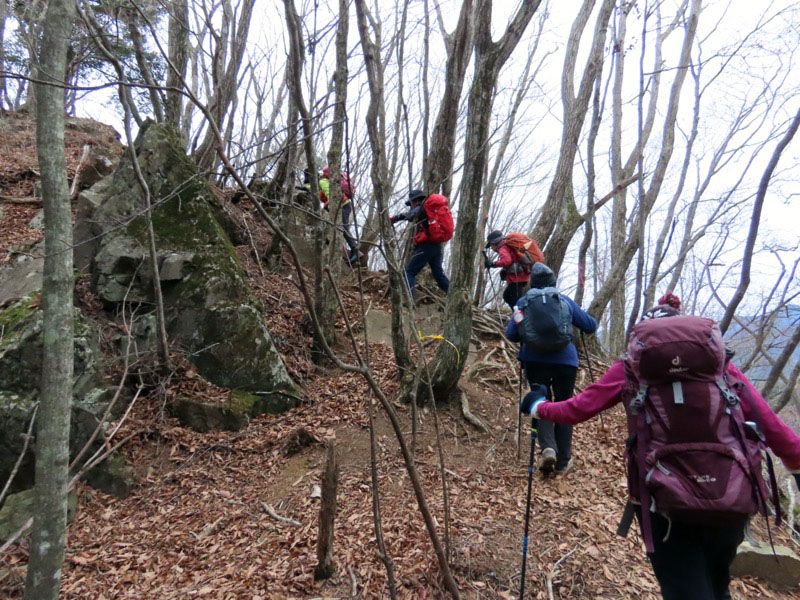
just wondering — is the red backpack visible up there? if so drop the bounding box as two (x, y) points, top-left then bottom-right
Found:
(501, 232), (544, 267)
(421, 194), (454, 243)
(620, 315), (779, 552)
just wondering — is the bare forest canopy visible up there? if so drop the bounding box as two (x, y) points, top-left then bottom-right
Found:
(2, 0), (800, 598)
(11, 0), (795, 398)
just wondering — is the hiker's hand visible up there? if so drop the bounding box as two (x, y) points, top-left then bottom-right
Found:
(484, 255), (492, 269)
(520, 385), (548, 417)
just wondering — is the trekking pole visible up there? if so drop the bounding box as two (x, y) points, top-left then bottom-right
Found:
(519, 417), (538, 600)
(581, 331), (605, 431)
(517, 361), (523, 460)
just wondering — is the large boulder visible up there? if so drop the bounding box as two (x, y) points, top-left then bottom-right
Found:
(87, 120), (299, 404)
(0, 294), (130, 497)
(732, 541), (800, 587)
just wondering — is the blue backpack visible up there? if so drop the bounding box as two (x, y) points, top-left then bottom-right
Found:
(517, 287), (573, 353)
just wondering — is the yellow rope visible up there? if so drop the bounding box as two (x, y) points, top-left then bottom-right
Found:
(417, 330), (461, 365)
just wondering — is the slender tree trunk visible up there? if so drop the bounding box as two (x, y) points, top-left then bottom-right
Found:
(761, 318), (800, 401)
(313, 0), (349, 355)
(529, 0), (615, 275)
(427, 0), (540, 400)
(771, 353), (800, 413)
(575, 52), (605, 306)
(314, 443), (338, 580)
(24, 0), (75, 597)
(718, 104), (800, 334)
(166, 0), (189, 131)
(353, 0), (412, 379)
(423, 0), (474, 196)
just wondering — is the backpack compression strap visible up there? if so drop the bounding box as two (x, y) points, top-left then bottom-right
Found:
(630, 382), (656, 553)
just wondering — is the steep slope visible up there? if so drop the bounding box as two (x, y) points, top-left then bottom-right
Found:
(1, 113), (798, 598)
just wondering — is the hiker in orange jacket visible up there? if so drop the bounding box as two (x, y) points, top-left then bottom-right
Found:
(484, 230), (544, 310)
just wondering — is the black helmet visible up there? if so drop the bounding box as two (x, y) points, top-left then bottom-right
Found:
(406, 189), (426, 206)
(485, 229), (504, 248)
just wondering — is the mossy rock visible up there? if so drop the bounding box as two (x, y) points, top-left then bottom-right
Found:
(169, 389), (298, 433)
(0, 487), (77, 542)
(84, 452), (133, 499)
(0, 297), (122, 496)
(89, 120), (299, 401)
(169, 397), (250, 433)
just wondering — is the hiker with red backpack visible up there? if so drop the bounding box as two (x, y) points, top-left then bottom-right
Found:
(520, 292), (800, 600)
(390, 189), (454, 295)
(484, 230), (545, 311)
(506, 263), (597, 475)
(307, 166), (359, 264)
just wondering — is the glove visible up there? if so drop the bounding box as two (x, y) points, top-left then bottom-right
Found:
(520, 384), (549, 417)
(499, 269), (507, 281)
(389, 216), (397, 225)
(484, 255), (492, 269)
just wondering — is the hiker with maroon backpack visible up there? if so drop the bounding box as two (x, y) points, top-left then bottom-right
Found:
(390, 189), (454, 295)
(520, 292), (800, 600)
(484, 230), (545, 310)
(506, 263), (597, 475)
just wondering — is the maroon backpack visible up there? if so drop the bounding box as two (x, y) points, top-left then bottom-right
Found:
(620, 315), (779, 552)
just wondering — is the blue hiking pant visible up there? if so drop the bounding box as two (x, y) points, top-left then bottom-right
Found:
(405, 242), (449, 294)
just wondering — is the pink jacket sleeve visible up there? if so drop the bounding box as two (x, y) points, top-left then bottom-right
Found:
(537, 360), (626, 425)
(727, 363), (800, 471)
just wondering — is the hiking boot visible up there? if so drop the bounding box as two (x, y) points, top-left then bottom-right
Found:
(554, 458), (573, 475)
(538, 448), (556, 474)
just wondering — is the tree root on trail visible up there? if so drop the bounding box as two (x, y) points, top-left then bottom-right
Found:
(457, 389), (489, 433)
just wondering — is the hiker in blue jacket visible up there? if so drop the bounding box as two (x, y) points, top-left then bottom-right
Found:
(506, 263), (597, 474)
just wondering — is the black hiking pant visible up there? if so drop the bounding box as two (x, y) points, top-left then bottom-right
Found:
(637, 510), (746, 600)
(502, 281), (527, 311)
(405, 242), (449, 294)
(524, 362), (577, 469)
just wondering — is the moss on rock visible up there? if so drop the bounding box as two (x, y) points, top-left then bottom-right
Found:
(90, 120), (299, 403)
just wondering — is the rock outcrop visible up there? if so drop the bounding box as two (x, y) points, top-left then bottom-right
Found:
(0, 294), (131, 497)
(84, 120), (299, 412)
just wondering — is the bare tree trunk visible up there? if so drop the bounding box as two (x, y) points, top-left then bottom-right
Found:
(760, 318), (800, 401)
(529, 0), (615, 275)
(127, 18), (164, 122)
(24, 0), (75, 597)
(193, 0), (255, 173)
(475, 30), (544, 305)
(718, 104), (800, 334)
(426, 0), (540, 401)
(608, 2), (632, 353)
(575, 50), (606, 307)
(588, 0), (700, 324)
(166, 0), (189, 131)
(0, 0), (10, 111)
(353, 0), (413, 379)
(314, 443), (338, 580)
(313, 0), (350, 356)
(771, 355), (800, 413)
(423, 0), (474, 196)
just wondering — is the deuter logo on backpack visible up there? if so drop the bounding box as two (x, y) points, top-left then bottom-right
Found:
(669, 355), (687, 374)
(622, 315), (775, 552)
